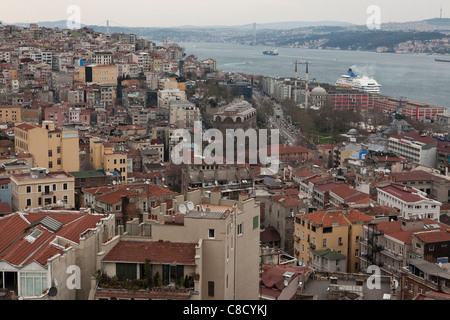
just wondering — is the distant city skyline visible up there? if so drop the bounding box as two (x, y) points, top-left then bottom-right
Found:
(2, 0), (448, 28)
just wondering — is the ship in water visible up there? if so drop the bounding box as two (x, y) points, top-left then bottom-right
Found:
(262, 49), (279, 56)
(335, 68), (381, 94)
(435, 58), (450, 63)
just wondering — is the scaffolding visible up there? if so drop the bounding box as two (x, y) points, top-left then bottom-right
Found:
(365, 223), (384, 267)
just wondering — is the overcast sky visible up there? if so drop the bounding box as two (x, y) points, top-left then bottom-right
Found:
(2, 0), (447, 27)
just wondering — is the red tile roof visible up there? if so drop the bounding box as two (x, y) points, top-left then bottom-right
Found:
(297, 211), (350, 228)
(102, 240), (196, 265)
(378, 184), (427, 203)
(0, 210), (111, 267)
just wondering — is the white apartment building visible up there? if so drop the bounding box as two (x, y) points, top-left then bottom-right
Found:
(388, 132), (438, 167)
(377, 184), (441, 221)
(157, 88), (186, 108)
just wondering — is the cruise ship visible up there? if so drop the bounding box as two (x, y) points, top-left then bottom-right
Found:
(335, 68), (381, 93)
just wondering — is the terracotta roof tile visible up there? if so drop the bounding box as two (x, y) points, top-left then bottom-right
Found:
(102, 240), (196, 265)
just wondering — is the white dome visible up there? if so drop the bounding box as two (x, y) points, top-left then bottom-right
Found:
(311, 86), (327, 95)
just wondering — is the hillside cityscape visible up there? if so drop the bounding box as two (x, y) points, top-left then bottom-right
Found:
(0, 14), (449, 308)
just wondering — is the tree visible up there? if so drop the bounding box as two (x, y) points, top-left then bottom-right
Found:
(153, 271), (162, 287)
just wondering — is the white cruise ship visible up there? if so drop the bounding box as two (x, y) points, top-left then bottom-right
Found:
(336, 68), (381, 93)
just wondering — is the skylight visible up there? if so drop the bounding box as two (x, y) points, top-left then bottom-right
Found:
(25, 229), (43, 243)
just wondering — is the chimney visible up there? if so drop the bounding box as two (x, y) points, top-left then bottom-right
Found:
(210, 188), (221, 205)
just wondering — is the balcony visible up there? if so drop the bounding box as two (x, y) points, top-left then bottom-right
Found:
(42, 191), (53, 196)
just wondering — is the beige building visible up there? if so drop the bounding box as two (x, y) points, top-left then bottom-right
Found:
(75, 64), (118, 85)
(89, 138), (128, 183)
(157, 88), (186, 108)
(14, 121), (80, 172)
(294, 209), (373, 273)
(92, 189), (261, 300)
(10, 167), (75, 211)
(0, 105), (22, 124)
(169, 100), (200, 129)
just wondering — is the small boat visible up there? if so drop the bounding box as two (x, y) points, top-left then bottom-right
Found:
(263, 49), (279, 56)
(435, 58), (450, 62)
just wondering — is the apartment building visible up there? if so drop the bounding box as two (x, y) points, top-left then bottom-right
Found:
(377, 184), (442, 221)
(92, 51), (113, 65)
(391, 169), (450, 204)
(75, 64), (118, 86)
(93, 188), (261, 300)
(0, 209), (114, 300)
(169, 100), (200, 129)
(14, 121), (80, 172)
(294, 209), (373, 273)
(400, 258), (450, 300)
(0, 105), (21, 124)
(264, 194), (307, 255)
(10, 167), (75, 211)
(157, 88), (186, 108)
(388, 132), (438, 167)
(360, 217), (449, 284)
(89, 138), (128, 183)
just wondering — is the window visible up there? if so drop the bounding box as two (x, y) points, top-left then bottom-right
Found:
(26, 198), (31, 207)
(26, 186), (31, 193)
(208, 229), (215, 239)
(48, 150), (52, 157)
(63, 195), (68, 204)
(253, 216), (259, 229)
(355, 249), (359, 257)
(208, 281), (214, 297)
(52, 184), (56, 191)
(115, 205), (121, 211)
(57, 146), (61, 154)
(48, 161), (53, 169)
(338, 237), (343, 245)
(63, 183), (68, 190)
(57, 158), (61, 165)
(356, 235), (360, 243)
(237, 223), (243, 236)
(20, 272), (47, 297)
(323, 239), (327, 247)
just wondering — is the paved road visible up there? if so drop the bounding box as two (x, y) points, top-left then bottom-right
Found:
(253, 90), (298, 145)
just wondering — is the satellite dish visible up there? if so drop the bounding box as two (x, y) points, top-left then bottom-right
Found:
(48, 287), (58, 297)
(179, 204), (187, 214)
(187, 201), (194, 211)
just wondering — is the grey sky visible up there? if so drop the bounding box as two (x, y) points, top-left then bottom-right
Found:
(2, 0), (446, 28)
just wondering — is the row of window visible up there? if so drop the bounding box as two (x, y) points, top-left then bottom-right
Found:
(26, 195), (69, 206)
(26, 183), (69, 193)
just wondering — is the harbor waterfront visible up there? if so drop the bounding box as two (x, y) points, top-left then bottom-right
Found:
(176, 41), (450, 111)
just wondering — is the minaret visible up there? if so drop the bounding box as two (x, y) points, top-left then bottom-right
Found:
(294, 60), (298, 104)
(305, 62), (309, 109)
